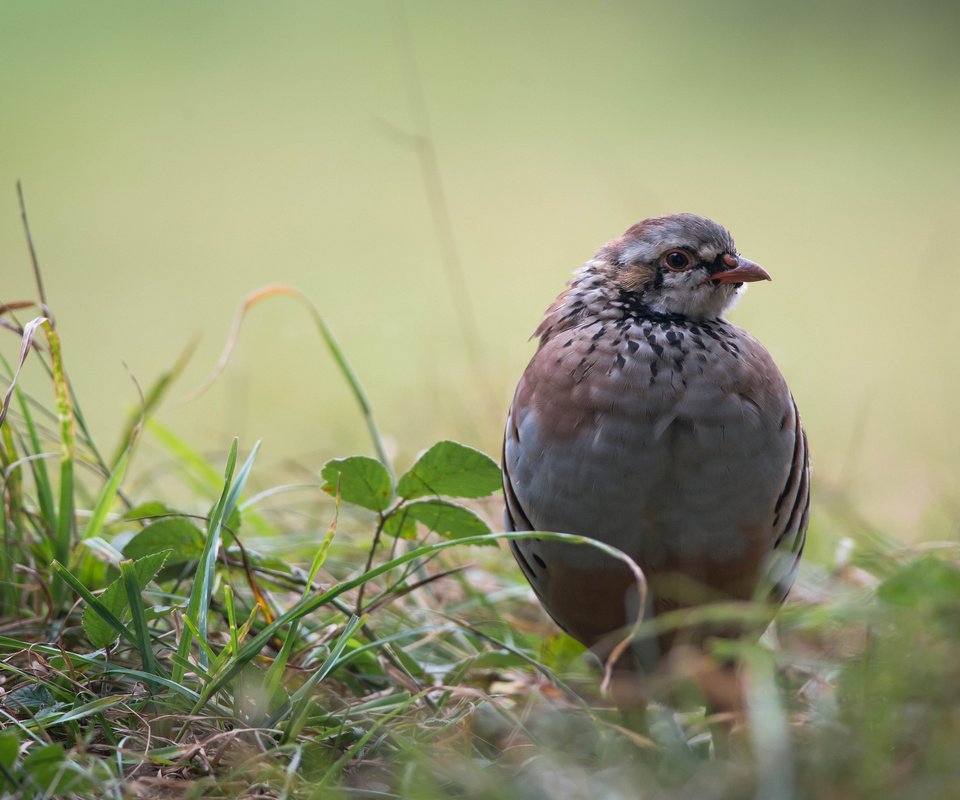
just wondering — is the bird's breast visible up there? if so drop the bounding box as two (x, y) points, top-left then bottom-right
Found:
(505, 315), (794, 567)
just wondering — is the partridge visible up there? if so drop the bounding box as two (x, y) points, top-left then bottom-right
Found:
(503, 214), (809, 669)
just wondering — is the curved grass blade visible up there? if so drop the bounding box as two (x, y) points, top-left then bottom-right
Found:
(183, 284), (391, 473)
(0, 317), (48, 430)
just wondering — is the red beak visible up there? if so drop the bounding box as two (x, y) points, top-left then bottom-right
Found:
(706, 254), (772, 285)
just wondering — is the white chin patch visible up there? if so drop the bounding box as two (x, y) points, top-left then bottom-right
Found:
(724, 283), (746, 312)
(648, 274), (743, 319)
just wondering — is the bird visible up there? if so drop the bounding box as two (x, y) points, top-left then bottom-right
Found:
(502, 213), (809, 676)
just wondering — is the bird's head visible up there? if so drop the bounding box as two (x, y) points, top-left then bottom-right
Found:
(598, 213), (770, 320)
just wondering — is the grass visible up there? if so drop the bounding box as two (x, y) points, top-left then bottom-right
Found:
(2, 250), (960, 800)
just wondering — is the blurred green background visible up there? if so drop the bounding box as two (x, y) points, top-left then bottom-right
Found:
(1, 1), (958, 539)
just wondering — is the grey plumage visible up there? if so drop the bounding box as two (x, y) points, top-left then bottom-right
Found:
(503, 214), (809, 666)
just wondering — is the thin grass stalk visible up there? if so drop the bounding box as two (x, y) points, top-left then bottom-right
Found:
(16, 181), (48, 313)
(390, 5), (488, 396)
(110, 337), (196, 469)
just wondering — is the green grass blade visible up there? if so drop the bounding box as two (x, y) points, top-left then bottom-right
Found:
(170, 439), (237, 682)
(173, 439), (262, 680)
(101, 668), (208, 706)
(301, 297), (391, 474)
(263, 504), (339, 705)
(13, 384), (56, 529)
(80, 449), (128, 542)
(221, 440), (261, 534)
(65, 379), (112, 482)
(224, 583), (240, 656)
(54, 460), (73, 565)
(0, 426), (20, 611)
(39, 695), (131, 728)
(146, 419), (222, 494)
(261, 617), (301, 710)
(120, 560), (162, 682)
(179, 614), (220, 667)
(0, 659), (79, 704)
(148, 420), (276, 537)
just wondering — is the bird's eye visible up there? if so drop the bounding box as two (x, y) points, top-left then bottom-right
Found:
(663, 249), (692, 270)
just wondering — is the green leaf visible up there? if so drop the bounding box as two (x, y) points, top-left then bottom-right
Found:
(21, 744), (66, 791)
(0, 730), (19, 791)
(0, 731), (18, 765)
(396, 441), (501, 500)
(321, 456), (393, 512)
(82, 550), (170, 648)
(21, 743), (91, 795)
(388, 499), (492, 543)
(383, 512), (418, 540)
(56, 561), (137, 647)
(122, 501), (173, 521)
(123, 518), (205, 565)
(2, 683), (58, 713)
